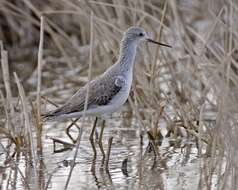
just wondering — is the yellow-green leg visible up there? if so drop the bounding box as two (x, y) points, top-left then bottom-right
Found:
(90, 117), (98, 161)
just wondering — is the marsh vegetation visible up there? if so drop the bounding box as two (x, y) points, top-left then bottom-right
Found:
(0, 0), (238, 189)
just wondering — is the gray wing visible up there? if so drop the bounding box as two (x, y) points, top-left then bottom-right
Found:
(42, 75), (125, 119)
(96, 75), (125, 105)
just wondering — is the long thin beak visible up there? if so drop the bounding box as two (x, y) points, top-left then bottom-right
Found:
(147, 38), (172, 48)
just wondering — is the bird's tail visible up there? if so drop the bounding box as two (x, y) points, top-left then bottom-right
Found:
(41, 112), (58, 122)
(41, 107), (64, 122)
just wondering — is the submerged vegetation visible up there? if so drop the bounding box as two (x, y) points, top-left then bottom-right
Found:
(0, 0), (238, 189)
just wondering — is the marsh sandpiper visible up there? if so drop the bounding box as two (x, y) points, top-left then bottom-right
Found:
(42, 26), (171, 121)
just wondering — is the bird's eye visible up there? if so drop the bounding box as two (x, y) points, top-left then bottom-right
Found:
(139, 32), (144, 37)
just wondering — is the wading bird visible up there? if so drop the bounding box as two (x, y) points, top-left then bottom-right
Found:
(42, 26), (171, 163)
(42, 26), (171, 121)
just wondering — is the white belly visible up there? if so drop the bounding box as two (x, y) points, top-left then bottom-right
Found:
(109, 71), (133, 106)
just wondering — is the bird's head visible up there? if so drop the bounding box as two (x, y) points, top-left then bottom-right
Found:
(123, 26), (171, 48)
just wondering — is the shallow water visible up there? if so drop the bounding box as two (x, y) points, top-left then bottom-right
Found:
(0, 116), (200, 190)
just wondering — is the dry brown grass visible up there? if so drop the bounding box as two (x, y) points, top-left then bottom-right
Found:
(0, 0), (238, 189)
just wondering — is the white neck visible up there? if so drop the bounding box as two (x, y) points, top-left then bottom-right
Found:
(118, 38), (138, 72)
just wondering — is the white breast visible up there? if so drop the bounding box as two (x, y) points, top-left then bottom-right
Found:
(110, 70), (133, 104)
